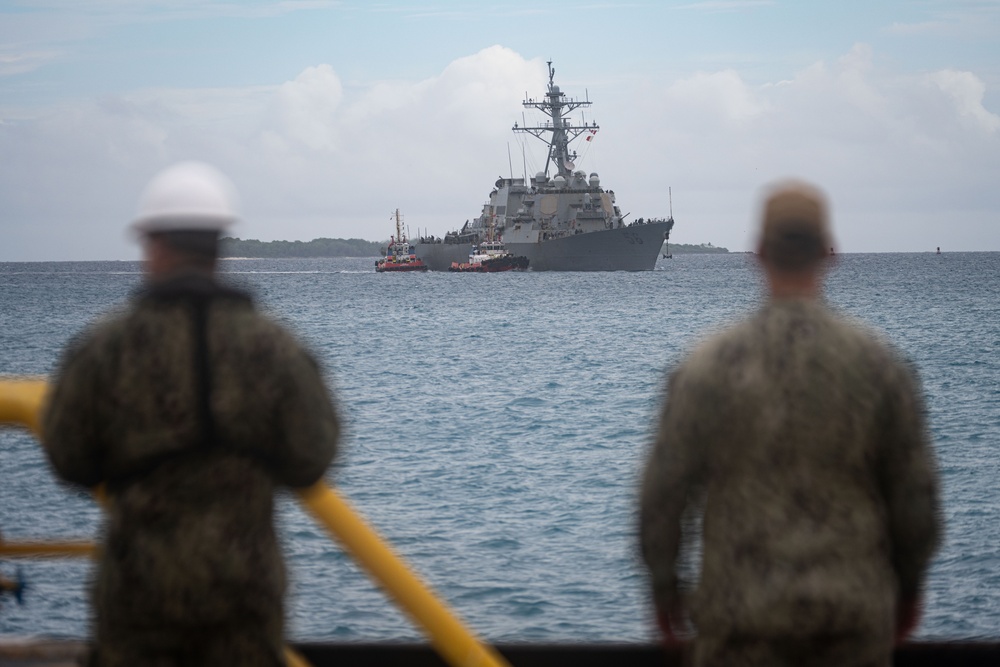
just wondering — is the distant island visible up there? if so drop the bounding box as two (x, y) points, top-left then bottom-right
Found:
(219, 236), (729, 258)
(220, 237), (384, 258)
(665, 242), (729, 254)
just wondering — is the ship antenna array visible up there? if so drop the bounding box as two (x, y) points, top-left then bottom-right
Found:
(512, 60), (599, 179)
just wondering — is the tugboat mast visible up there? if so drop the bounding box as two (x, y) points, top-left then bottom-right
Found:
(393, 208), (404, 245)
(513, 60), (598, 180)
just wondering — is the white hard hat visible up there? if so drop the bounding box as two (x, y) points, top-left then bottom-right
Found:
(131, 161), (239, 235)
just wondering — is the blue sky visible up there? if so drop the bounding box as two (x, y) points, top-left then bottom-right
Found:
(2, 1), (999, 260)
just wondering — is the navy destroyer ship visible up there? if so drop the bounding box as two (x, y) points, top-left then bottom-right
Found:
(414, 61), (674, 271)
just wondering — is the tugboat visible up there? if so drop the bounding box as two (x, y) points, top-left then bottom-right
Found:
(448, 218), (528, 272)
(375, 209), (428, 273)
(448, 239), (529, 272)
(414, 60), (674, 271)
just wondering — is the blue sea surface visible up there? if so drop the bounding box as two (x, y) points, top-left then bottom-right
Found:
(1, 252), (998, 642)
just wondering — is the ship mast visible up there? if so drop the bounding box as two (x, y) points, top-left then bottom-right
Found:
(513, 60), (598, 180)
(394, 208), (404, 245)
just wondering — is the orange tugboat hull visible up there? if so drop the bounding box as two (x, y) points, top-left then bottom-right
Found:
(375, 259), (428, 272)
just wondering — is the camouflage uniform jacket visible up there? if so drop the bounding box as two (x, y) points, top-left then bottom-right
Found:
(42, 271), (340, 663)
(640, 298), (941, 644)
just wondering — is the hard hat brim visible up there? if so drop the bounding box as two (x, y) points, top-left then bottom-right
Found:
(130, 213), (237, 238)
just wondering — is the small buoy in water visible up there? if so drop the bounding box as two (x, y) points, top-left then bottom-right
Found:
(936, 247), (941, 255)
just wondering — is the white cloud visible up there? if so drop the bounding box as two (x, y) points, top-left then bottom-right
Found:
(0, 49), (63, 76)
(0, 45), (547, 259)
(674, 1), (776, 12)
(663, 69), (768, 125)
(925, 69), (1000, 133)
(885, 21), (946, 35)
(0, 44), (998, 260)
(239, 46), (546, 243)
(2, 1), (338, 20)
(263, 64), (344, 151)
(884, 1), (1000, 38)
(0, 2), (338, 80)
(599, 43), (1000, 251)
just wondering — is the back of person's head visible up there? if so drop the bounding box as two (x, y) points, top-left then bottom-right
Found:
(758, 180), (832, 272)
(145, 229), (220, 270)
(131, 161), (239, 271)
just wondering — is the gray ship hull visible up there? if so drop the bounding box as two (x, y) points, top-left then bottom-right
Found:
(414, 221), (671, 272)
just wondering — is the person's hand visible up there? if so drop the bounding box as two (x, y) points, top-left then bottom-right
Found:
(655, 599), (687, 647)
(895, 596), (921, 644)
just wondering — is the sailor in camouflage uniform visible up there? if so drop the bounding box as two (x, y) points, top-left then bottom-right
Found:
(639, 181), (941, 667)
(42, 162), (340, 667)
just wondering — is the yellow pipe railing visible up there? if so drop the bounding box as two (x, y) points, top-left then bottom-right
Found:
(0, 378), (511, 667)
(0, 378), (46, 435)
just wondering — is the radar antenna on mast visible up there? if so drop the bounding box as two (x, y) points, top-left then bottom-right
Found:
(512, 60), (598, 180)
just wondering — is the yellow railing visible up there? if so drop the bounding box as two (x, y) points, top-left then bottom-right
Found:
(0, 378), (511, 667)
(0, 378), (46, 435)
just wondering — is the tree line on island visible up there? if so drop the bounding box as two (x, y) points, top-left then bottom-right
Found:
(667, 242), (729, 255)
(220, 237), (729, 258)
(220, 237), (384, 258)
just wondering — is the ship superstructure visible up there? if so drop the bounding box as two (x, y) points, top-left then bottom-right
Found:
(414, 61), (673, 271)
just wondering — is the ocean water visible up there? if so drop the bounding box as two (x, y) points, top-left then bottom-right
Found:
(1, 252), (998, 643)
